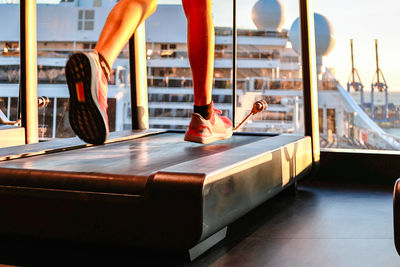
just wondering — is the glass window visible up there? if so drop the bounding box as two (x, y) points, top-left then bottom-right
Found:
(0, 65), (19, 83)
(16, 0), (132, 141)
(93, 0), (102, 7)
(84, 21), (94, 31)
(38, 97), (54, 139)
(146, 0), (233, 129)
(107, 98), (116, 132)
(0, 97), (7, 116)
(235, 0), (303, 134)
(0, 5), (19, 128)
(1, 0), (337, 143)
(315, 0), (400, 151)
(55, 98), (74, 138)
(78, 10), (95, 31)
(9, 97), (19, 122)
(85, 10), (95, 20)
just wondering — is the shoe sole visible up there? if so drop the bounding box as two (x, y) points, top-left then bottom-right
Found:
(66, 53), (108, 145)
(184, 129), (233, 144)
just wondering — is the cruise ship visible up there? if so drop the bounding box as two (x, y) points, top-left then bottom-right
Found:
(0, 0), (399, 150)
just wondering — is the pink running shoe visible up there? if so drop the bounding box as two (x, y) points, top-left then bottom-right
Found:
(184, 109), (233, 144)
(65, 51), (110, 145)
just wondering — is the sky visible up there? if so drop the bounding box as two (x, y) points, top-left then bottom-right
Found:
(3, 0), (400, 91)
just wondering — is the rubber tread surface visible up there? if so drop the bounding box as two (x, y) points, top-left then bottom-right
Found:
(66, 53), (107, 145)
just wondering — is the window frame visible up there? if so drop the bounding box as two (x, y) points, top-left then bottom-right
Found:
(15, 0), (320, 162)
(78, 10), (95, 31)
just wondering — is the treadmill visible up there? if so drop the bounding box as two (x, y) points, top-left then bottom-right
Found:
(0, 0), (319, 260)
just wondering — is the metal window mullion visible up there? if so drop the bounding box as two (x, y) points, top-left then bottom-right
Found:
(20, 0), (38, 144)
(129, 23), (149, 130)
(232, 0), (237, 125)
(7, 96), (10, 118)
(299, 0), (320, 163)
(52, 97), (57, 138)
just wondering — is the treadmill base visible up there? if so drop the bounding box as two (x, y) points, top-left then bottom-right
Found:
(189, 227), (227, 260)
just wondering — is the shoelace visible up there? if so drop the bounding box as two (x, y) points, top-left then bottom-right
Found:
(97, 52), (111, 80)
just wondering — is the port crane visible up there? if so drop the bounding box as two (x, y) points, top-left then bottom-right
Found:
(370, 39), (389, 121)
(347, 39), (365, 108)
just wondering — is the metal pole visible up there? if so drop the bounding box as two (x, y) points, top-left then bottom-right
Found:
(360, 85), (364, 107)
(375, 40), (389, 121)
(232, 0), (237, 126)
(350, 40), (364, 107)
(350, 39), (355, 91)
(52, 97), (57, 138)
(385, 86), (388, 121)
(7, 96), (10, 119)
(20, 0), (38, 144)
(375, 39), (380, 86)
(299, 0), (320, 164)
(370, 84), (374, 119)
(129, 23), (149, 130)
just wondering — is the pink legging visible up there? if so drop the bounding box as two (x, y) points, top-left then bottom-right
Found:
(95, 0), (214, 106)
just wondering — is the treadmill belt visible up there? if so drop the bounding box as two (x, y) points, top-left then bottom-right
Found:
(0, 132), (268, 176)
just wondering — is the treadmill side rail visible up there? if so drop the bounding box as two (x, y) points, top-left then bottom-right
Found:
(202, 136), (312, 240)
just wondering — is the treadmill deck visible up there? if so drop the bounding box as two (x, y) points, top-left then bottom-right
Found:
(0, 131), (312, 254)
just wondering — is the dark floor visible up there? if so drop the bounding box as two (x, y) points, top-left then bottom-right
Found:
(1, 181), (399, 267)
(194, 181), (399, 267)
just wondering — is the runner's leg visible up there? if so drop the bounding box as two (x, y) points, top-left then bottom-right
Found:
(95, 0), (158, 65)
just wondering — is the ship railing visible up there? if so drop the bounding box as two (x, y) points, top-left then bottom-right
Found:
(147, 76), (304, 92)
(4, 48), (127, 59)
(246, 77), (303, 92)
(147, 76), (248, 90)
(0, 64), (120, 85)
(247, 77), (338, 92)
(236, 122), (296, 134)
(280, 56), (301, 63)
(3, 47), (300, 64)
(148, 101), (232, 110)
(214, 28), (289, 39)
(319, 69), (340, 90)
(332, 122), (400, 150)
(2, 48), (97, 58)
(148, 117), (297, 131)
(215, 50), (282, 60)
(318, 80), (339, 91)
(144, 49), (296, 61)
